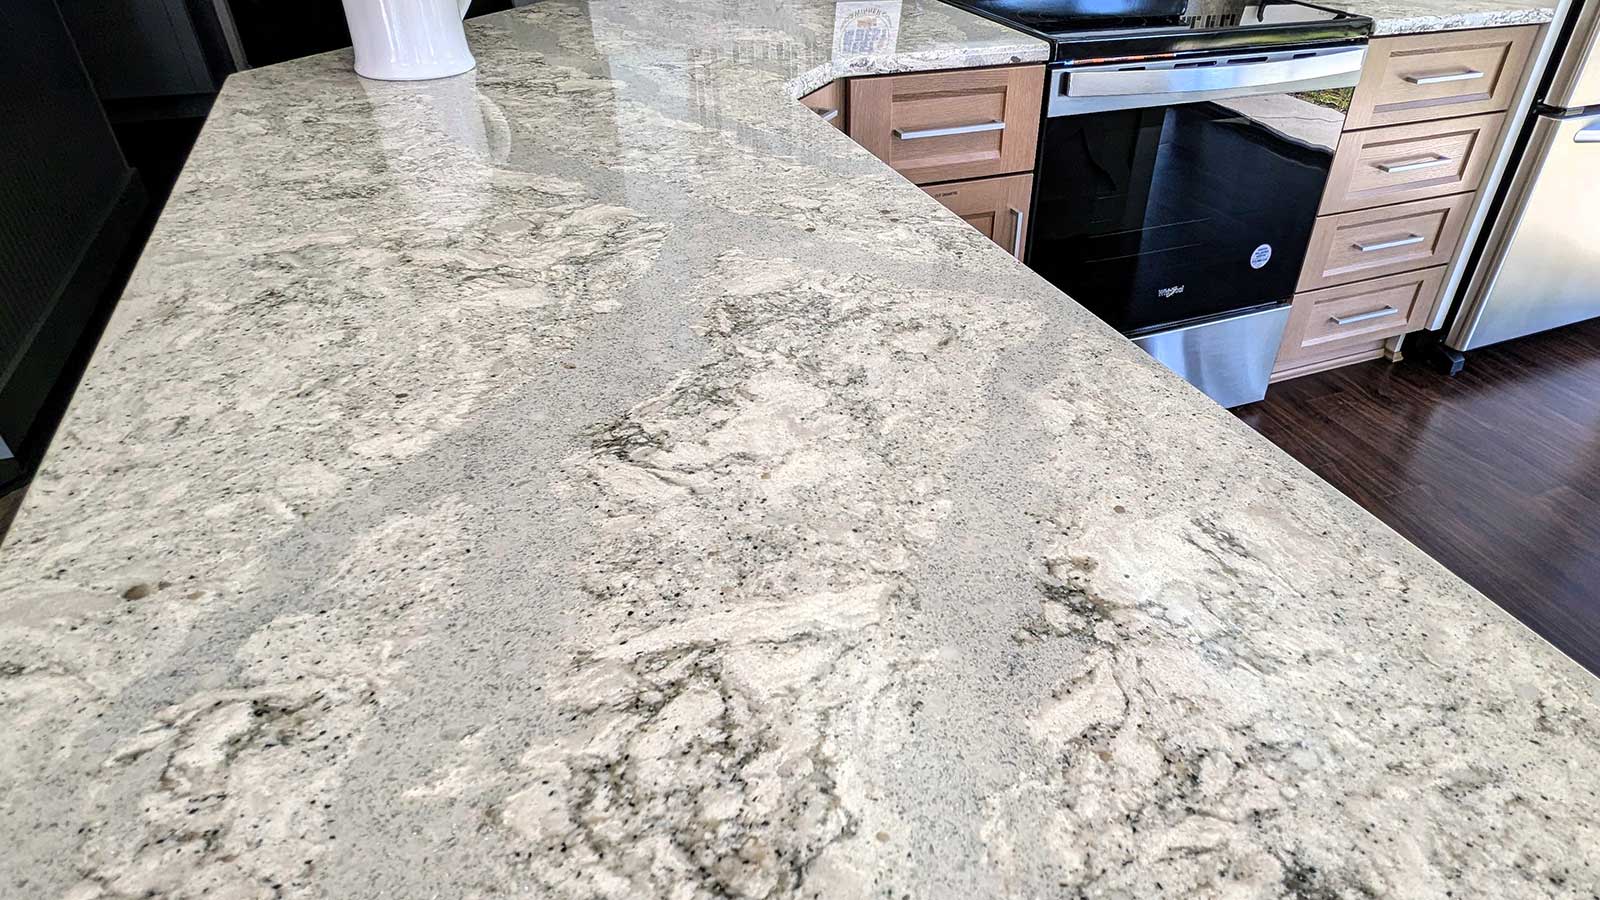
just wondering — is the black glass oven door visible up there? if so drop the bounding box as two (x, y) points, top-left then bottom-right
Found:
(1029, 86), (1349, 334)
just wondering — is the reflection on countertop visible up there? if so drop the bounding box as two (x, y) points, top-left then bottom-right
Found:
(1, 0), (1598, 897)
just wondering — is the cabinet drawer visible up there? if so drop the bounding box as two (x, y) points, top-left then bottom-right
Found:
(923, 174), (1032, 260)
(1321, 112), (1506, 213)
(1276, 267), (1445, 369)
(848, 65), (1044, 185)
(1298, 192), (1474, 292)
(799, 80), (846, 132)
(1345, 26), (1537, 129)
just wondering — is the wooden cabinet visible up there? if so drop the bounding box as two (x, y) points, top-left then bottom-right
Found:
(1345, 26), (1538, 129)
(922, 174), (1033, 260)
(847, 65), (1043, 185)
(800, 65), (1044, 258)
(1298, 192), (1475, 292)
(799, 80), (846, 132)
(1320, 112), (1506, 214)
(1275, 24), (1542, 382)
(1275, 267), (1445, 378)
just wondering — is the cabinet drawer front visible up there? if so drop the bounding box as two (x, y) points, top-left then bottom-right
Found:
(799, 80), (846, 132)
(922, 173), (1033, 259)
(1277, 267), (1445, 369)
(1298, 192), (1474, 292)
(1321, 112), (1506, 213)
(848, 66), (1044, 185)
(1346, 26), (1537, 129)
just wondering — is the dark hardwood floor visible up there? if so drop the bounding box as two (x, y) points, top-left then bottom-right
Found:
(1237, 320), (1600, 676)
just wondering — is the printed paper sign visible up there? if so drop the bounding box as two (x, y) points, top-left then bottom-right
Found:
(834, 1), (902, 57)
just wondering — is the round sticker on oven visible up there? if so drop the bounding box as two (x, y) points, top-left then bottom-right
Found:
(1250, 244), (1272, 270)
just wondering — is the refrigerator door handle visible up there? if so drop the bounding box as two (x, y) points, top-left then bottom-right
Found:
(1544, 0), (1600, 110)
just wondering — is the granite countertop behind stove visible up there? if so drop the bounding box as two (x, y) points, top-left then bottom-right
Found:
(1338, 0), (1557, 35)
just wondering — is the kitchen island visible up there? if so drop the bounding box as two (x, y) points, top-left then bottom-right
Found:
(2, 0), (1596, 897)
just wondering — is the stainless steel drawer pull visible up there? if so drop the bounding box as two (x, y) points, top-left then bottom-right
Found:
(1009, 207), (1025, 259)
(892, 120), (1006, 140)
(819, 108), (840, 123)
(1330, 306), (1400, 326)
(1354, 234), (1426, 253)
(1405, 69), (1485, 85)
(1376, 155), (1451, 173)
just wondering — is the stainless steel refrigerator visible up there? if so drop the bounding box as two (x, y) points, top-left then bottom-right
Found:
(1449, 0), (1600, 351)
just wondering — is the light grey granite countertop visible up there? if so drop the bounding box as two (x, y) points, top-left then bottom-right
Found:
(782, 0), (1048, 95)
(4, 0), (1600, 897)
(1341, 0), (1557, 36)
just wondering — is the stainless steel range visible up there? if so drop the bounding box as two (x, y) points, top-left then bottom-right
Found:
(941, 0), (1374, 406)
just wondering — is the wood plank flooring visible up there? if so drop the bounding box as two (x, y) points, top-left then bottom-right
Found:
(1237, 320), (1600, 676)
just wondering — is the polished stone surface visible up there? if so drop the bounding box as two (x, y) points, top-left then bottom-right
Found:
(782, 0), (1048, 95)
(1350, 0), (1556, 35)
(3, 0), (1600, 897)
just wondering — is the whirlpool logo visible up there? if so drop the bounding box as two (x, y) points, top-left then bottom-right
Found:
(1157, 285), (1186, 299)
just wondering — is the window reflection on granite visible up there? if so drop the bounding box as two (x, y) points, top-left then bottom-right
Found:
(358, 71), (513, 221)
(351, 0), (1036, 208)
(578, 0), (815, 159)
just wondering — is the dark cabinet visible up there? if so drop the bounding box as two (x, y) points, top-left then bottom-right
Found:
(56, 0), (234, 102)
(0, 1), (147, 484)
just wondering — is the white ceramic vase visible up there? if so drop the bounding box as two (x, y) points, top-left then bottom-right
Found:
(341, 0), (477, 81)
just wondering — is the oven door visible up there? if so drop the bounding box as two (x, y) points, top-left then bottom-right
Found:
(1030, 46), (1365, 336)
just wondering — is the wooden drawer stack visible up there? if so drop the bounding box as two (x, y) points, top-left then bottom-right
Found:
(799, 65), (1045, 259)
(1275, 26), (1538, 380)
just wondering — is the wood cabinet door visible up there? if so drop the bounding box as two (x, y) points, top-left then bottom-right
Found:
(1345, 26), (1538, 129)
(1320, 112), (1506, 214)
(922, 174), (1033, 259)
(798, 80), (846, 132)
(1297, 191), (1475, 292)
(848, 66), (1044, 185)
(1275, 266), (1445, 374)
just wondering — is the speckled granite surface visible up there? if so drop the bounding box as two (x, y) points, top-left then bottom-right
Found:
(1347, 0), (1556, 36)
(783, 0), (1048, 95)
(3, 0), (1599, 897)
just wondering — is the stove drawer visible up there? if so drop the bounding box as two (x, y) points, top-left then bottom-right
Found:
(1320, 112), (1506, 214)
(1276, 266), (1444, 370)
(1345, 26), (1537, 129)
(848, 65), (1044, 185)
(1297, 191), (1474, 292)
(922, 174), (1033, 260)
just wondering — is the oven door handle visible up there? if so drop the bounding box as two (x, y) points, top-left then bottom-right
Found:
(1051, 47), (1367, 117)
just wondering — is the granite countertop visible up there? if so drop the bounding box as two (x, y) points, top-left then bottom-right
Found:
(4, 0), (1600, 897)
(1341, 0), (1557, 36)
